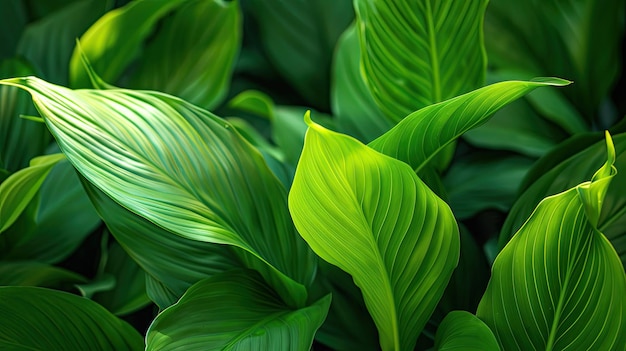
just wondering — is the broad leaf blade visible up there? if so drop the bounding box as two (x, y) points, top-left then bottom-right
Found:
(128, 0), (241, 109)
(355, 0), (488, 122)
(368, 78), (571, 172)
(0, 153), (65, 233)
(477, 133), (626, 350)
(0, 286), (143, 350)
(146, 269), (331, 351)
(0, 261), (86, 288)
(0, 77), (315, 307)
(434, 311), (500, 351)
(289, 114), (459, 351)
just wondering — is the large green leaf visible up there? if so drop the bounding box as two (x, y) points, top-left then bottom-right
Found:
(0, 77), (316, 307)
(434, 311), (500, 351)
(146, 269), (331, 351)
(0, 158), (101, 263)
(484, 0), (625, 119)
(0, 153), (65, 233)
(0, 261), (86, 288)
(355, 0), (488, 122)
(245, 0), (354, 109)
(128, 0), (241, 109)
(368, 78), (571, 171)
(0, 286), (143, 350)
(0, 59), (51, 172)
(16, 0), (109, 85)
(332, 22), (391, 143)
(477, 133), (626, 350)
(289, 114), (459, 351)
(500, 133), (626, 267)
(69, 0), (185, 88)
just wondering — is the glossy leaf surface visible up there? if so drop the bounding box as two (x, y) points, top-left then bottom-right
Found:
(355, 0), (488, 122)
(477, 133), (626, 350)
(0, 286), (143, 350)
(146, 269), (330, 351)
(289, 114), (459, 351)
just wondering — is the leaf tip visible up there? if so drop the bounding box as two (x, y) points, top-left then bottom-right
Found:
(530, 77), (572, 86)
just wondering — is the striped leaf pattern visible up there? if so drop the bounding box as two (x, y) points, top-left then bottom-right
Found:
(289, 113), (459, 351)
(355, 0), (488, 122)
(477, 133), (626, 350)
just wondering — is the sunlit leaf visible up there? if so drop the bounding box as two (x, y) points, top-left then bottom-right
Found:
(146, 269), (330, 351)
(368, 78), (571, 171)
(0, 286), (143, 350)
(477, 133), (626, 350)
(355, 0), (488, 122)
(434, 311), (500, 351)
(289, 113), (459, 351)
(0, 153), (65, 233)
(0, 77), (316, 307)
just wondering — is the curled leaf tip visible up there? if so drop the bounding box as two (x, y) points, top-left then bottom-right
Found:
(303, 110), (312, 126)
(529, 77), (572, 86)
(605, 130), (615, 167)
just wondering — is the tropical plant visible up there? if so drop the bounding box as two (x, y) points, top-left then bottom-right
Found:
(0, 0), (625, 350)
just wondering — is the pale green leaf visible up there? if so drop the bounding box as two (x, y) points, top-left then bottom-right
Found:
(0, 261), (86, 288)
(477, 133), (626, 350)
(69, 0), (186, 88)
(434, 311), (500, 351)
(332, 22), (391, 143)
(0, 77), (316, 307)
(0, 153), (65, 233)
(289, 113), (459, 351)
(128, 0), (242, 109)
(0, 286), (143, 350)
(368, 78), (571, 172)
(355, 0), (488, 122)
(146, 269), (331, 351)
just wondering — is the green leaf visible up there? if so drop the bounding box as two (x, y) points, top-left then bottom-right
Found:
(477, 133), (626, 350)
(368, 78), (571, 172)
(128, 0), (242, 109)
(146, 269), (331, 351)
(69, 0), (186, 88)
(332, 22), (391, 143)
(289, 113), (459, 351)
(0, 158), (101, 263)
(500, 132), (626, 268)
(0, 286), (143, 350)
(434, 311), (500, 351)
(16, 0), (109, 85)
(0, 261), (86, 288)
(0, 58), (51, 172)
(245, 0), (354, 109)
(0, 0), (26, 60)
(355, 0), (488, 122)
(0, 77), (316, 307)
(0, 153), (65, 233)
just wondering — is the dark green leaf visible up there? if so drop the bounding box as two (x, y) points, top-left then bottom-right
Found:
(0, 0), (26, 59)
(146, 269), (331, 351)
(0, 261), (86, 288)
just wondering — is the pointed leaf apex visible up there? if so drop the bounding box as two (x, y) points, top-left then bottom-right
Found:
(304, 110), (313, 126)
(529, 77), (572, 86)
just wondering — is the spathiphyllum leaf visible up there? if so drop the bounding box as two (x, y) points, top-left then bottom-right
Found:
(434, 311), (500, 351)
(0, 77), (316, 308)
(355, 0), (488, 122)
(289, 113), (459, 351)
(368, 78), (571, 171)
(477, 133), (626, 350)
(146, 269), (331, 351)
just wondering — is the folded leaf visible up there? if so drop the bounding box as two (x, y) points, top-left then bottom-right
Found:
(0, 77), (316, 307)
(368, 78), (571, 172)
(289, 113), (459, 351)
(146, 269), (331, 351)
(355, 0), (488, 122)
(0, 286), (143, 350)
(0, 153), (65, 233)
(477, 132), (626, 350)
(434, 311), (500, 351)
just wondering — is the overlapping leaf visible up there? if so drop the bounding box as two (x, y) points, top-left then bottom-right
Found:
(0, 77), (316, 307)
(368, 78), (571, 171)
(435, 311), (500, 351)
(0, 261), (86, 288)
(289, 114), (459, 351)
(355, 0), (488, 122)
(146, 269), (330, 351)
(477, 133), (626, 350)
(0, 286), (143, 350)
